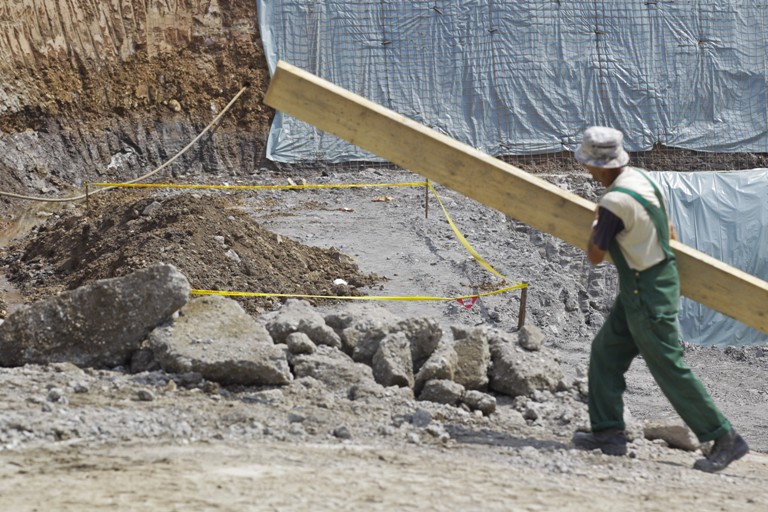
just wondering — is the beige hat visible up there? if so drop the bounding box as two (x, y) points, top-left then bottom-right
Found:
(574, 126), (630, 169)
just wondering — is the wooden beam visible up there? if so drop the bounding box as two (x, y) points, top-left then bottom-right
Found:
(264, 60), (768, 336)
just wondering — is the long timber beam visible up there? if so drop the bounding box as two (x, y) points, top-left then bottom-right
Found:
(264, 60), (768, 336)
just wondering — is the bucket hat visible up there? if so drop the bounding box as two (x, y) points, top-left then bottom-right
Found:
(574, 126), (630, 169)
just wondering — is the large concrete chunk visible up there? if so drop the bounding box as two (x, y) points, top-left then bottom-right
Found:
(149, 295), (291, 386)
(261, 299), (341, 348)
(518, 324), (545, 351)
(372, 332), (414, 388)
(394, 317), (442, 371)
(292, 345), (379, 395)
(414, 339), (458, 395)
(488, 332), (563, 397)
(326, 304), (442, 369)
(451, 325), (491, 390)
(418, 379), (464, 406)
(0, 263), (190, 368)
(643, 418), (700, 451)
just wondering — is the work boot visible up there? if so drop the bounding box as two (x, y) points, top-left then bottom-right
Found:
(572, 429), (627, 456)
(693, 428), (749, 473)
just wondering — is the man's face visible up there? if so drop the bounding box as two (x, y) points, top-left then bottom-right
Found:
(583, 165), (603, 182)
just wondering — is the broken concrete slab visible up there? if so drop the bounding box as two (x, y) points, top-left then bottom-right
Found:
(286, 332), (316, 355)
(372, 332), (414, 388)
(149, 295), (291, 386)
(292, 344), (379, 395)
(418, 379), (464, 406)
(0, 263), (190, 368)
(488, 329), (563, 397)
(451, 325), (491, 391)
(414, 339), (458, 395)
(394, 316), (442, 371)
(518, 324), (545, 351)
(462, 390), (497, 416)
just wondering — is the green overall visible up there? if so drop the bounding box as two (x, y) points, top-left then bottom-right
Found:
(588, 173), (731, 443)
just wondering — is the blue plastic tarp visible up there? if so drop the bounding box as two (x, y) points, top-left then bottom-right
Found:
(259, 1), (768, 163)
(651, 169), (768, 347)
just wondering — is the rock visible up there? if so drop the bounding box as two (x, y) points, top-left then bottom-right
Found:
(149, 295), (291, 386)
(392, 317), (442, 370)
(413, 339), (458, 394)
(292, 345), (379, 395)
(347, 325), (389, 364)
(418, 379), (464, 406)
(286, 332), (316, 355)
(410, 408), (433, 428)
(332, 426), (352, 439)
(324, 303), (399, 334)
(329, 307), (442, 372)
(0, 263), (190, 368)
(372, 332), (414, 388)
(325, 304), (397, 359)
(261, 299), (341, 349)
(518, 324), (545, 351)
(488, 331), (563, 397)
(129, 346), (161, 373)
(623, 406), (645, 442)
(643, 418), (700, 451)
(462, 390), (497, 415)
(451, 325), (491, 390)
(137, 389), (156, 402)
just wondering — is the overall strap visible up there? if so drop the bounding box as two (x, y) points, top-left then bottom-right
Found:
(633, 168), (667, 216)
(610, 186), (675, 261)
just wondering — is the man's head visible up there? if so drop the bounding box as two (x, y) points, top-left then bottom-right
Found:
(575, 126), (629, 186)
(575, 126), (629, 168)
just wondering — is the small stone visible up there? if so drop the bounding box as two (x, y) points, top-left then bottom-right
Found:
(73, 382), (89, 394)
(137, 389), (156, 402)
(333, 426), (352, 439)
(47, 388), (64, 402)
(410, 409), (432, 428)
(288, 412), (306, 423)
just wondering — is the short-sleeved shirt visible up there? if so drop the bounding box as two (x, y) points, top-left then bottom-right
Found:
(593, 167), (668, 271)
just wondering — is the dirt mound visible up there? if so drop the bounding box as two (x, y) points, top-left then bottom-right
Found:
(1, 190), (380, 315)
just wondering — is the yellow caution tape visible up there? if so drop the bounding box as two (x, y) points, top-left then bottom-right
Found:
(89, 182), (428, 190)
(426, 182), (508, 280)
(191, 282), (527, 301)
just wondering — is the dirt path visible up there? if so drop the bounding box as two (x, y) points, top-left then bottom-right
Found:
(2, 440), (767, 511)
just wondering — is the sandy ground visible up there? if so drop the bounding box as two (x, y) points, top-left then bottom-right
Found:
(2, 440), (768, 511)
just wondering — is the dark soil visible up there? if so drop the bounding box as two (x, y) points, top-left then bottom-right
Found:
(0, 189), (380, 316)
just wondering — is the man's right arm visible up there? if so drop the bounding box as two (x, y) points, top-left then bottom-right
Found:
(588, 206), (624, 265)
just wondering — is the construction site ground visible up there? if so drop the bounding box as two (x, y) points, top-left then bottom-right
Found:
(0, 168), (767, 511)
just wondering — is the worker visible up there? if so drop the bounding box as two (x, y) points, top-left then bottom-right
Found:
(571, 126), (749, 473)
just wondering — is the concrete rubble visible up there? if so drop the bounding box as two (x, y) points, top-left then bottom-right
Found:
(0, 265), (699, 453)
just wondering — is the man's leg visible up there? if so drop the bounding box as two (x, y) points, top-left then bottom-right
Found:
(587, 298), (639, 432)
(627, 310), (748, 471)
(628, 311), (729, 442)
